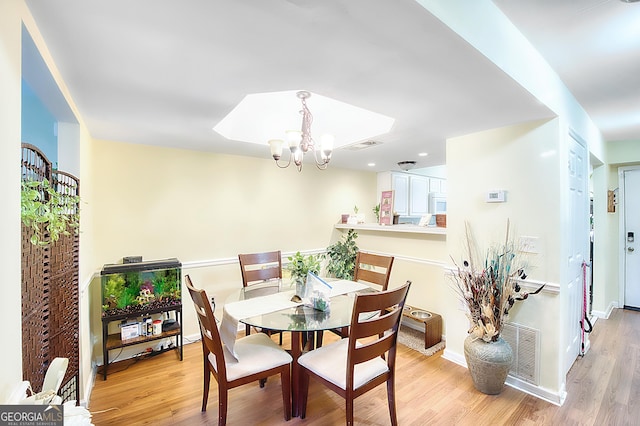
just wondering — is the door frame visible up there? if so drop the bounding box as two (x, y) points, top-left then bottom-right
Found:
(618, 165), (640, 307)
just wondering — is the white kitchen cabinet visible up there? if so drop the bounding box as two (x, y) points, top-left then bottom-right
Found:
(409, 175), (429, 216)
(429, 177), (440, 193)
(377, 172), (430, 217)
(428, 177), (447, 194)
(439, 179), (447, 193)
(391, 173), (409, 215)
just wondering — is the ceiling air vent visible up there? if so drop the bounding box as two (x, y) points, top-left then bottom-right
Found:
(344, 140), (382, 151)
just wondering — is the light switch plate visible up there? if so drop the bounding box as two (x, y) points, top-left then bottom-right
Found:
(519, 236), (540, 254)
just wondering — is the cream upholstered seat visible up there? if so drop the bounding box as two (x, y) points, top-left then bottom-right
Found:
(186, 275), (292, 425)
(298, 339), (390, 390)
(298, 281), (411, 426)
(210, 333), (291, 382)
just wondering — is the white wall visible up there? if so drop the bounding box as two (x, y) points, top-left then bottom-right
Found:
(591, 141), (640, 318)
(0, 0), (27, 402)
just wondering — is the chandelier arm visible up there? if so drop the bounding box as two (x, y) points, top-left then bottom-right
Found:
(315, 161), (329, 170)
(311, 148), (330, 168)
(274, 154), (292, 169)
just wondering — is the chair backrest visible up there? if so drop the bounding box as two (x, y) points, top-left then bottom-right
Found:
(185, 275), (227, 380)
(238, 250), (282, 288)
(346, 281), (411, 388)
(353, 252), (394, 291)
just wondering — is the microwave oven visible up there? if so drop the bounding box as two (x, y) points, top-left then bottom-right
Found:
(429, 193), (447, 214)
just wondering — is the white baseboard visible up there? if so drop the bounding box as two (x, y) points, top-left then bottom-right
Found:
(82, 364), (96, 408)
(442, 348), (566, 406)
(592, 301), (617, 319)
(505, 375), (566, 406)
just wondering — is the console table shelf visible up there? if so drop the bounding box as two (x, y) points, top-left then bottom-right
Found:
(101, 304), (183, 380)
(105, 327), (181, 351)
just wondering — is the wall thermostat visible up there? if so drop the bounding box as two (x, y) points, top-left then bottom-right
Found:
(486, 190), (506, 203)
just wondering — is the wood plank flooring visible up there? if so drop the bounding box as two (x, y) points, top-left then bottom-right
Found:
(89, 308), (640, 425)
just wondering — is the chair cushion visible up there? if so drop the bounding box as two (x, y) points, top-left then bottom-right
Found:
(209, 333), (292, 382)
(298, 338), (389, 390)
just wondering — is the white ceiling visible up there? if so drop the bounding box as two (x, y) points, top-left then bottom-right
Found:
(23, 0), (640, 173)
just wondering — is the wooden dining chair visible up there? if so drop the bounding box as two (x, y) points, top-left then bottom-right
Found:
(353, 251), (395, 292)
(319, 251), (395, 346)
(298, 281), (411, 426)
(185, 275), (292, 425)
(238, 250), (284, 344)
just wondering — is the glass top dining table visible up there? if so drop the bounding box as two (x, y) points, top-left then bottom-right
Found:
(224, 278), (374, 417)
(225, 278), (371, 333)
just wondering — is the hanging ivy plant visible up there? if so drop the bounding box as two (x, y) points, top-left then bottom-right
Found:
(21, 178), (81, 246)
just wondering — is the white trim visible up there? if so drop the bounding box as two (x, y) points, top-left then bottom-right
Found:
(592, 301), (617, 319)
(335, 222), (447, 235)
(80, 272), (97, 296)
(443, 265), (559, 294)
(442, 348), (466, 367)
(442, 347), (567, 406)
(82, 364), (96, 408)
(355, 249), (446, 268)
(506, 375), (567, 406)
(181, 248), (327, 270)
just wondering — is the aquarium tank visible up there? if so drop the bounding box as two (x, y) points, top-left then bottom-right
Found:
(100, 258), (181, 317)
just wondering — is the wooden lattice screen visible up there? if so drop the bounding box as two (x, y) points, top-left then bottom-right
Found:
(21, 143), (80, 403)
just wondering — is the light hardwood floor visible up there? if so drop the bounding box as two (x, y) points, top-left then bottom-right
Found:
(89, 308), (640, 425)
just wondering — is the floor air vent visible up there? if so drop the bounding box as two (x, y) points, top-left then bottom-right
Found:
(501, 322), (540, 385)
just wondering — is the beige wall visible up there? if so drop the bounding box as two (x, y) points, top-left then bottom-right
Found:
(445, 118), (564, 397)
(89, 139), (377, 265)
(87, 139), (379, 362)
(5, 0), (635, 407)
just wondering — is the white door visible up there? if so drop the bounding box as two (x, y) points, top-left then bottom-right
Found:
(564, 133), (589, 375)
(623, 168), (640, 309)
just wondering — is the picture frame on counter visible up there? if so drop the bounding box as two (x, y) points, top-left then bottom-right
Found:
(379, 190), (394, 225)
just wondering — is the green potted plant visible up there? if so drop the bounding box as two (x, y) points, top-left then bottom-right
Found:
(372, 204), (380, 223)
(21, 178), (81, 246)
(324, 229), (359, 280)
(287, 251), (321, 297)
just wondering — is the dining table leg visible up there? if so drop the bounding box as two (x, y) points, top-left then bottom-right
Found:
(290, 331), (302, 417)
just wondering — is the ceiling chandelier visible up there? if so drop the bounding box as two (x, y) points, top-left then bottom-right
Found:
(268, 91), (334, 171)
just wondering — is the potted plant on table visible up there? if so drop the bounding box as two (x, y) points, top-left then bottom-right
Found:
(450, 220), (544, 394)
(287, 251), (321, 298)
